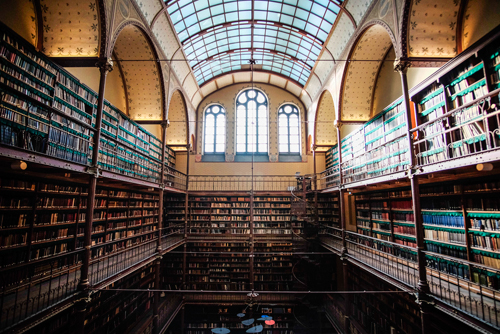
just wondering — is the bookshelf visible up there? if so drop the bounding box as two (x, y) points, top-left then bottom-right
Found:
(410, 32), (500, 167)
(253, 195), (292, 235)
(0, 23), (177, 185)
(187, 195), (251, 235)
(354, 188), (416, 247)
(84, 263), (155, 334)
(317, 192), (340, 228)
(182, 242), (250, 291)
(254, 242), (293, 291)
(340, 98), (409, 185)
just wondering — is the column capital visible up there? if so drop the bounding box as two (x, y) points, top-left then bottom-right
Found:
(394, 58), (412, 74)
(96, 57), (114, 73)
(333, 119), (342, 129)
(161, 120), (170, 129)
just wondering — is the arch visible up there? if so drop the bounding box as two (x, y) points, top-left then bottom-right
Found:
(109, 22), (164, 121)
(166, 89), (189, 147)
(339, 23), (396, 122)
(314, 90), (337, 147)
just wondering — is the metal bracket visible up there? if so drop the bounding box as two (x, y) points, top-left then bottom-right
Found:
(87, 166), (102, 178)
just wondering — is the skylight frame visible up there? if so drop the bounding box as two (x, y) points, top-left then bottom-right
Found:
(165, 0), (343, 86)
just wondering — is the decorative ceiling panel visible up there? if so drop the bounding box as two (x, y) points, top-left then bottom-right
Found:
(462, 0), (500, 50)
(41, 0), (99, 57)
(233, 72), (252, 83)
(171, 51), (192, 85)
(0, 0), (37, 47)
(408, 0), (460, 58)
(341, 24), (392, 121)
(305, 73), (321, 101)
(192, 91), (203, 108)
(132, 0), (163, 25)
(165, 0), (343, 86)
(152, 13), (182, 59)
(345, 0), (373, 24)
(166, 90), (188, 145)
(315, 90), (337, 145)
(286, 81), (302, 97)
(314, 51), (334, 85)
(113, 25), (162, 120)
(183, 73), (198, 100)
(200, 80), (217, 96)
(215, 74), (233, 88)
(253, 71), (270, 83)
(326, 13), (355, 60)
(269, 75), (286, 88)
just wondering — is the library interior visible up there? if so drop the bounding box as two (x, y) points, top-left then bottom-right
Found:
(1, 0), (500, 333)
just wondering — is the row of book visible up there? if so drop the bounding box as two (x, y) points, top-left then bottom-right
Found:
(424, 229), (466, 244)
(469, 233), (500, 251)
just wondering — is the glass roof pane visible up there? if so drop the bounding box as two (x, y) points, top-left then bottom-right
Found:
(166, 0), (342, 85)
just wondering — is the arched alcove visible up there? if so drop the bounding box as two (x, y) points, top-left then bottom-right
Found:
(315, 90), (337, 147)
(340, 24), (394, 122)
(111, 24), (163, 121)
(166, 90), (188, 147)
(0, 0), (37, 47)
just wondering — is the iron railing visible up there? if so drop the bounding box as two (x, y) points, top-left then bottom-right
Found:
(0, 250), (83, 331)
(412, 93), (500, 167)
(188, 175), (298, 192)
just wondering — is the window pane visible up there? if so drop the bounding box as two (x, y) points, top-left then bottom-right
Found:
(279, 144), (288, 152)
(279, 126), (288, 135)
(236, 143), (246, 152)
(237, 135), (246, 144)
(258, 135), (267, 143)
(238, 93), (247, 103)
(258, 144), (267, 152)
(215, 144), (225, 152)
(289, 115), (299, 127)
(205, 136), (214, 143)
(237, 127), (246, 136)
(290, 144), (300, 152)
(290, 135), (299, 144)
(289, 126), (299, 135)
(205, 145), (214, 153)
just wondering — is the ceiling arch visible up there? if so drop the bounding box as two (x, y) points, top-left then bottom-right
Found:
(340, 23), (394, 122)
(112, 23), (163, 120)
(315, 90), (337, 147)
(39, 0), (100, 57)
(165, 0), (343, 87)
(461, 0), (500, 51)
(0, 0), (38, 47)
(407, 0), (461, 58)
(166, 89), (189, 147)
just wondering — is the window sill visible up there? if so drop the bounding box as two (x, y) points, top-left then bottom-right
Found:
(234, 154), (269, 162)
(278, 154), (302, 162)
(201, 154), (225, 162)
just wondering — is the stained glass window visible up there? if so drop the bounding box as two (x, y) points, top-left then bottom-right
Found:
(204, 104), (226, 153)
(236, 89), (268, 153)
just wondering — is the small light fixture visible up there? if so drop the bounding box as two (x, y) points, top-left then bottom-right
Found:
(11, 160), (27, 170)
(477, 163), (494, 172)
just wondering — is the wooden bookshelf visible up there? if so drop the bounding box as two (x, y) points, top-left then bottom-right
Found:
(0, 23), (177, 185)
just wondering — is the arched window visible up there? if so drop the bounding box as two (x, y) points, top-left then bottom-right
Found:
(278, 104), (300, 153)
(236, 89), (268, 153)
(204, 104), (226, 154)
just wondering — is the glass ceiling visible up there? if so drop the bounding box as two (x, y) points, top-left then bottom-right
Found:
(166, 0), (343, 86)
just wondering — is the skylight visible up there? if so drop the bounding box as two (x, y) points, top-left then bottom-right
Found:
(166, 0), (342, 86)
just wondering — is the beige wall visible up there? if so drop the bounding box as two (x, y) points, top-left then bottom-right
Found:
(65, 67), (127, 113)
(371, 48), (402, 116)
(196, 83), (307, 161)
(407, 67), (439, 90)
(182, 153), (315, 176)
(0, 0), (37, 47)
